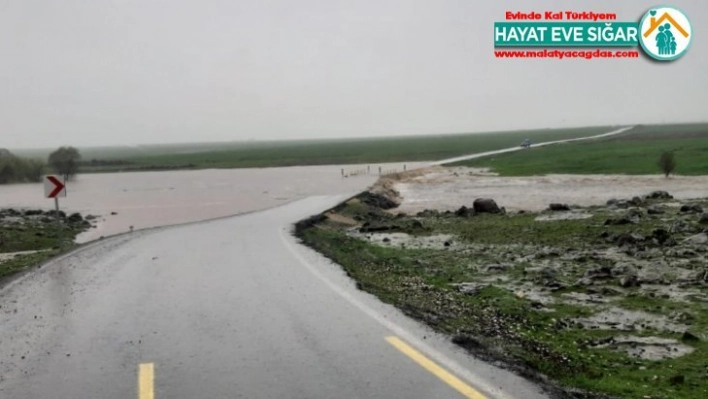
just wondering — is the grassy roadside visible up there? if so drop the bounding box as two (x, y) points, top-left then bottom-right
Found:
(0, 209), (91, 280)
(13, 126), (615, 173)
(450, 123), (708, 175)
(295, 192), (708, 399)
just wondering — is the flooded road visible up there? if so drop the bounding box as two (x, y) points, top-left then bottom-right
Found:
(0, 162), (425, 243)
(0, 195), (547, 399)
(394, 166), (708, 214)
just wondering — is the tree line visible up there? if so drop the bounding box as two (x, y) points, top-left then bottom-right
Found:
(0, 147), (82, 184)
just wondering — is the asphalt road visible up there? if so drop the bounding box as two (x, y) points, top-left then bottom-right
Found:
(0, 195), (549, 399)
(432, 126), (635, 165)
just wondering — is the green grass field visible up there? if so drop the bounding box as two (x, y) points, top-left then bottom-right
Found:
(11, 126), (616, 172)
(450, 123), (708, 175)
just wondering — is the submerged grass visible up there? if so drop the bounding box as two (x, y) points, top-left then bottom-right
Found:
(296, 195), (708, 398)
(0, 211), (89, 281)
(0, 250), (60, 279)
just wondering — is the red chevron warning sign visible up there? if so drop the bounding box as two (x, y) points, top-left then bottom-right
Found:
(44, 175), (66, 198)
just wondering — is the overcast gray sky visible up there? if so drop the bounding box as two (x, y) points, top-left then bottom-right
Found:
(2, 0), (707, 148)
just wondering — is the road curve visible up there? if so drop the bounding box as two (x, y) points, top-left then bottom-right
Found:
(0, 195), (549, 399)
(431, 126), (635, 165)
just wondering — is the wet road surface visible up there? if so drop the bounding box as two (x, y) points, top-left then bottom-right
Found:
(0, 195), (549, 399)
(432, 126), (634, 165)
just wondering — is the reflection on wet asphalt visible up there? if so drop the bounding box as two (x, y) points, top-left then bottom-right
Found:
(0, 196), (548, 399)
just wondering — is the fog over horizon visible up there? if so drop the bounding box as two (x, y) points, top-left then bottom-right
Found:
(2, 0), (707, 149)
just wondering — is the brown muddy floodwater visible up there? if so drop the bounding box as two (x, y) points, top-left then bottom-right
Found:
(0, 163), (426, 243)
(394, 167), (708, 214)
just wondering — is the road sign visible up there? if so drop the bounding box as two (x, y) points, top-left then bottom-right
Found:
(44, 175), (66, 198)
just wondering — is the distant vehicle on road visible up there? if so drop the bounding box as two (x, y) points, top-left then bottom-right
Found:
(520, 139), (532, 148)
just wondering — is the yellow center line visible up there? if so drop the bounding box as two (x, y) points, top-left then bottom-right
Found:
(138, 363), (154, 399)
(385, 336), (487, 399)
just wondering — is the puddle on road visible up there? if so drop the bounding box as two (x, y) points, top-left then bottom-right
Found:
(576, 308), (687, 333)
(639, 284), (708, 303)
(535, 212), (593, 222)
(0, 250), (47, 263)
(348, 231), (457, 250)
(560, 292), (613, 306)
(511, 284), (557, 305)
(593, 335), (695, 360)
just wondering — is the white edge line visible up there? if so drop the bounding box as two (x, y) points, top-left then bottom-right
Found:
(279, 226), (514, 399)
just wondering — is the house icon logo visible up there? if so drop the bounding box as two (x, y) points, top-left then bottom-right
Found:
(638, 6), (692, 61)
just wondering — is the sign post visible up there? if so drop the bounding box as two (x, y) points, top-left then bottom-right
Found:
(44, 175), (67, 223)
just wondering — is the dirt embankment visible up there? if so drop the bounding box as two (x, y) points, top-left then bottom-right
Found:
(367, 166), (442, 207)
